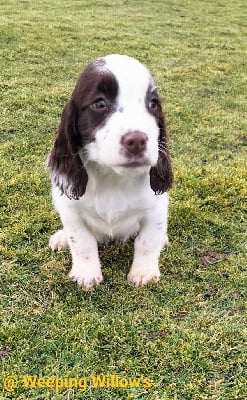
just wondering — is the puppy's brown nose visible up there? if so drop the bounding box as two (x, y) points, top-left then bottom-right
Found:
(121, 131), (147, 156)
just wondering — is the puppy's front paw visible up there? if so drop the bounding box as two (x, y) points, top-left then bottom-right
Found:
(49, 230), (68, 252)
(68, 263), (103, 290)
(127, 266), (161, 287)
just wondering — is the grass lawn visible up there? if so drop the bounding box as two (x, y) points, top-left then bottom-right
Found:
(0, 0), (246, 399)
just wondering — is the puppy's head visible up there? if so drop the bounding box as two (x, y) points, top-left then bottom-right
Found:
(48, 54), (173, 199)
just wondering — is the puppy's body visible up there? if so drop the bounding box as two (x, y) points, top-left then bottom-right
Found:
(48, 55), (173, 290)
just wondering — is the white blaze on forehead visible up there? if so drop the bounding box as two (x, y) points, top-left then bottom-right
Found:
(103, 54), (154, 102)
(103, 54), (149, 77)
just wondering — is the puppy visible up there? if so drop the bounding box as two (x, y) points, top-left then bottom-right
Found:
(48, 54), (173, 290)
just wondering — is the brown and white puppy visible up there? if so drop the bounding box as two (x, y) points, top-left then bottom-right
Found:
(48, 54), (173, 290)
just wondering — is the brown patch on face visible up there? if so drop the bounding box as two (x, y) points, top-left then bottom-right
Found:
(48, 59), (119, 199)
(73, 61), (119, 144)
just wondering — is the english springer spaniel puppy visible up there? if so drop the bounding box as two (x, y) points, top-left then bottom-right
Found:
(48, 54), (173, 290)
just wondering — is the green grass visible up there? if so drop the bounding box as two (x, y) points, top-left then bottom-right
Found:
(0, 0), (246, 399)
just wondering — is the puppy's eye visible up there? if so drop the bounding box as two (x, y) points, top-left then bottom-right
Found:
(92, 98), (107, 109)
(148, 98), (159, 110)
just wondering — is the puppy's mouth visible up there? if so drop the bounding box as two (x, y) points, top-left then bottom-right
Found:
(118, 155), (151, 168)
(119, 160), (150, 168)
(110, 158), (151, 176)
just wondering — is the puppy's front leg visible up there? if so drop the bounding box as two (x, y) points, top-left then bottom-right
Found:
(128, 218), (168, 287)
(61, 214), (103, 290)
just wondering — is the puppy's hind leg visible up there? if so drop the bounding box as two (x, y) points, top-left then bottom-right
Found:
(49, 229), (68, 252)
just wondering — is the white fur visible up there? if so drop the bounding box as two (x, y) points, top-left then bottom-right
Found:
(49, 55), (169, 290)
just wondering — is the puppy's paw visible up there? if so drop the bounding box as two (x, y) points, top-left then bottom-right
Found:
(49, 230), (68, 252)
(127, 266), (161, 287)
(68, 263), (103, 290)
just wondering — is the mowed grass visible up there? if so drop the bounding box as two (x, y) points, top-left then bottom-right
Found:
(0, 0), (246, 399)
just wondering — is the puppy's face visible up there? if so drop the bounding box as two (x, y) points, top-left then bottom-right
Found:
(74, 55), (161, 175)
(49, 54), (173, 199)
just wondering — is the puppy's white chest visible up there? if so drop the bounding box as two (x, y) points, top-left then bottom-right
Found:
(81, 189), (145, 239)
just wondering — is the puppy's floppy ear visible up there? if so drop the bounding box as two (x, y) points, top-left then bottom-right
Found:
(48, 100), (88, 200)
(150, 109), (173, 194)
